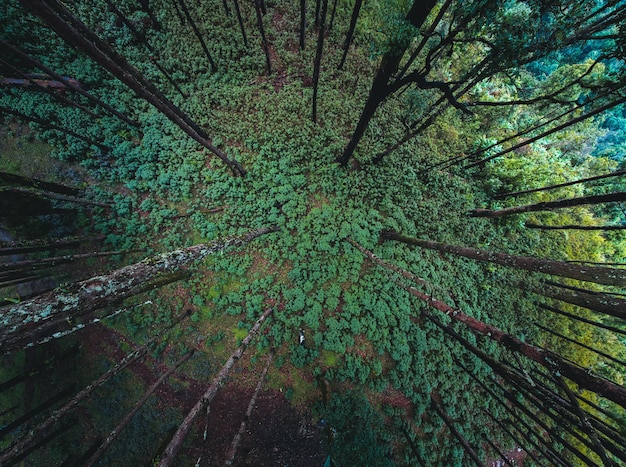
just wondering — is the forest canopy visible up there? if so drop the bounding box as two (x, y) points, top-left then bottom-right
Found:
(1, 0), (625, 465)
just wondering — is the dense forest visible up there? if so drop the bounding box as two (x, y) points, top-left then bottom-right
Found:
(1, 0), (625, 465)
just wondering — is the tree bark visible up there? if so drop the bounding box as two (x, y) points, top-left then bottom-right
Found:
(312, 0), (328, 123)
(254, 0), (272, 74)
(176, 0), (218, 71)
(538, 303), (626, 337)
(347, 239), (626, 408)
(0, 235), (104, 256)
(233, 0), (248, 47)
(299, 0), (306, 50)
(381, 230), (626, 286)
(0, 227), (277, 354)
(158, 307), (273, 466)
(494, 170), (626, 200)
(337, 0), (362, 69)
(470, 192), (626, 218)
(0, 249), (143, 273)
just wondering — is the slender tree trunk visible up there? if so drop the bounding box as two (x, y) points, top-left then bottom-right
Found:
(0, 227), (277, 354)
(224, 351), (273, 465)
(470, 191), (626, 218)
(299, 0), (306, 49)
(337, 0), (361, 69)
(0, 316), (185, 465)
(222, 0), (231, 16)
(347, 238), (626, 408)
(85, 350), (195, 466)
(328, 0), (338, 32)
(314, 0), (321, 28)
(0, 171), (79, 196)
(21, 0), (246, 176)
(337, 0), (437, 165)
(0, 40), (140, 128)
(525, 223), (626, 230)
(233, 0), (248, 47)
(0, 105), (109, 152)
(137, 0), (161, 30)
(0, 249), (142, 274)
(538, 303), (626, 337)
(483, 437), (516, 467)
(254, 0), (272, 74)
(495, 170), (626, 200)
(312, 0), (328, 123)
(158, 307), (273, 466)
(2, 186), (110, 208)
(430, 396), (483, 466)
(381, 230), (626, 286)
(176, 0), (218, 71)
(0, 235), (104, 256)
(171, 0), (186, 25)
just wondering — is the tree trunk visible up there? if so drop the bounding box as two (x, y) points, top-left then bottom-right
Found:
(337, 0), (362, 69)
(470, 191), (626, 218)
(347, 238), (626, 408)
(158, 307), (273, 466)
(233, 0), (248, 47)
(176, 0), (218, 71)
(85, 350), (195, 466)
(538, 303), (626, 337)
(337, 0), (437, 165)
(0, 249), (142, 273)
(0, 40), (140, 129)
(381, 230), (626, 286)
(21, 0), (246, 176)
(299, 0), (306, 50)
(494, 170), (626, 200)
(328, 0), (338, 32)
(312, 0), (328, 123)
(224, 351), (273, 465)
(2, 186), (110, 208)
(525, 223), (626, 230)
(254, 0), (272, 74)
(430, 396), (483, 466)
(137, 0), (161, 30)
(0, 227), (277, 354)
(0, 235), (104, 256)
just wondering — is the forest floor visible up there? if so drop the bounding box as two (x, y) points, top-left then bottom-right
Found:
(80, 324), (326, 466)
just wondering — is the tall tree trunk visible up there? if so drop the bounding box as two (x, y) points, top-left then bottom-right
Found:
(0, 235), (104, 256)
(137, 0), (161, 30)
(328, 0), (338, 32)
(525, 223), (626, 230)
(176, 0), (218, 71)
(312, 0), (328, 123)
(495, 170), (626, 200)
(347, 238), (626, 408)
(0, 40), (140, 129)
(470, 191), (626, 218)
(21, 0), (246, 176)
(2, 186), (110, 208)
(337, 0), (362, 69)
(337, 0), (437, 166)
(222, 0), (231, 16)
(85, 350), (195, 466)
(0, 249), (142, 274)
(224, 351), (273, 465)
(158, 307), (273, 466)
(299, 0), (306, 49)
(0, 171), (79, 196)
(381, 230), (626, 286)
(430, 396), (483, 466)
(233, 0), (248, 47)
(538, 303), (626, 337)
(0, 316), (185, 465)
(0, 227), (277, 354)
(254, 0), (272, 74)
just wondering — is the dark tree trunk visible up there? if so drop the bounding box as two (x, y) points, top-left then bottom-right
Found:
(170, 0), (186, 25)
(495, 170), (626, 200)
(0, 235), (104, 256)
(538, 303), (626, 337)
(314, 0), (321, 28)
(337, 0), (437, 166)
(21, 0), (245, 175)
(137, 0), (161, 30)
(312, 0), (328, 123)
(158, 308), (273, 466)
(483, 437), (516, 467)
(430, 396), (483, 466)
(347, 238), (626, 408)
(382, 230), (626, 286)
(0, 40), (140, 128)
(328, 0), (338, 32)
(233, 0), (248, 47)
(0, 227), (276, 354)
(0, 171), (79, 196)
(337, 0), (362, 69)
(0, 105), (109, 152)
(222, 0), (231, 16)
(176, 0), (218, 71)
(2, 186), (110, 208)
(470, 191), (626, 218)
(254, 0), (272, 74)
(525, 223), (626, 230)
(0, 249), (141, 274)
(299, 0), (306, 50)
